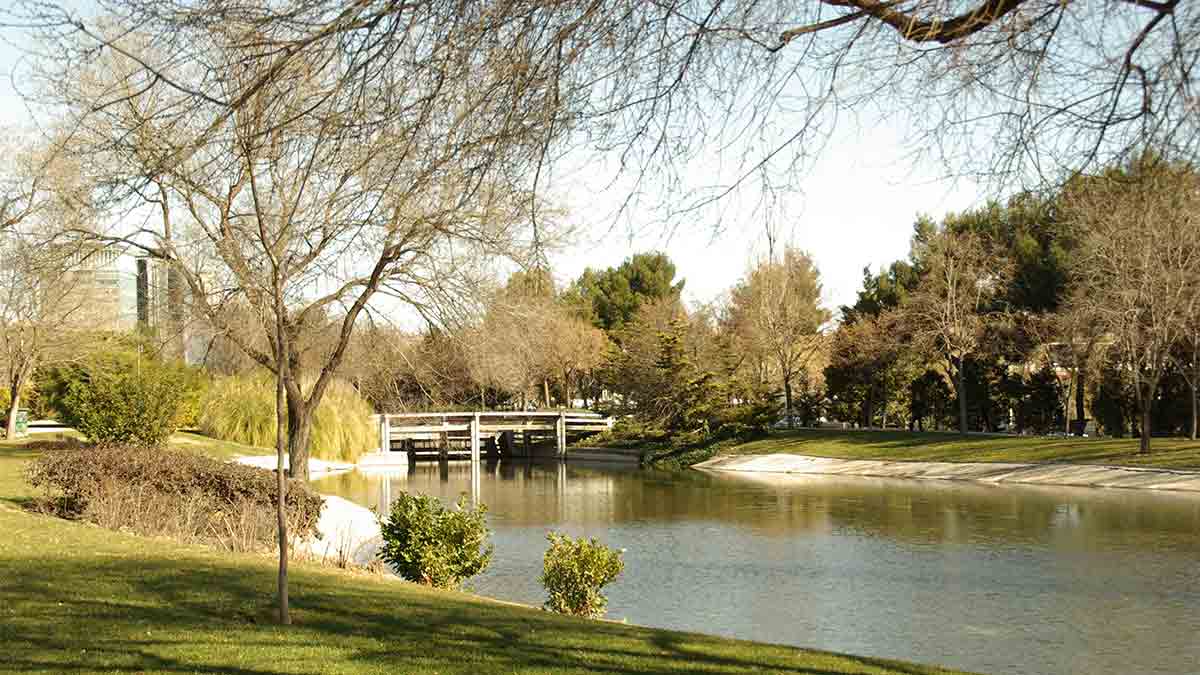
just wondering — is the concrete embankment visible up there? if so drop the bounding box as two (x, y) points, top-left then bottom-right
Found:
(232, 454), (382, 564)
(694, 453), (1200, 493)
(301, 494), (382, 565)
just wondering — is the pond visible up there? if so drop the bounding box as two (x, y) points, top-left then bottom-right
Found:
(312, 460), (1200, 675)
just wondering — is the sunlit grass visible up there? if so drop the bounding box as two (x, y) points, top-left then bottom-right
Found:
(0, 441), (974, 675)
(727, 429), (1200, 470)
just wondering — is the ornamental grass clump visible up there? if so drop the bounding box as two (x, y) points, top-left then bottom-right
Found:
(540, 532), (625, 618)
(200, 373), (374, 462)
(377, 493), (492, 589)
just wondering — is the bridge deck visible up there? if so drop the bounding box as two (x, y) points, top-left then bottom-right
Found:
(375, 411), (614, 459)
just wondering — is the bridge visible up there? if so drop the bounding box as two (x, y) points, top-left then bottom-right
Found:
(361, 410), (618, 506)
(373, 410), (614, 463)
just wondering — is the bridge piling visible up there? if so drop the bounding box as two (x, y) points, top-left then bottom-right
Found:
(556, 412), (566, 456)
(469, 414), (481, 505)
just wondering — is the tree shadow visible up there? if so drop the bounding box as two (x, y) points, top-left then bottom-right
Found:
(0, 549), (968, 675)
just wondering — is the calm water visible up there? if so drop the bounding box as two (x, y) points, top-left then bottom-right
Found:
(312, 461), (1200, 675)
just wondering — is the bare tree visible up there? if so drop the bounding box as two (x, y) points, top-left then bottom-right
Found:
(1029, 291), (1110, 435)
(42, 14), (567, 622)
(0, 235), (103, 437)
(541, 308), (609, 407)
(1173, 315), (1200, 441)
(729, 247), (830, 428)
(1064, 157), (1200, 452)
(11, 0), (1198, 238)
(900, 228), (1008, 435)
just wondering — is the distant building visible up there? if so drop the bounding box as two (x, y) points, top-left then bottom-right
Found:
(62, 243), (123, 332)
(135, 255), (205, 361)
(135, 256), (184, 331)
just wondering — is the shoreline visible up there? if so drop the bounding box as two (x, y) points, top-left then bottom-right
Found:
(694, 452), (1200, 493)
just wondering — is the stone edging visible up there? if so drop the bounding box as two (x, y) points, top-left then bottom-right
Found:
(693, 453), (1200, 493)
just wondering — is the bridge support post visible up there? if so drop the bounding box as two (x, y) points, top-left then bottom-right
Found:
(470, 413), (481, 506)
(379, 415), (391, 454)
(556, 411), (566, 457)
(438, 416), (448, 460)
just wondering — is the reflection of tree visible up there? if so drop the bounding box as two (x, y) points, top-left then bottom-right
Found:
(319, 463), (1200, 547)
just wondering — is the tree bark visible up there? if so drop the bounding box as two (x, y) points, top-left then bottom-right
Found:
(5, 365), (31, 440)
(285, 385), (314, 482)
(274, 367), (290, 625)
(1191, 361), (1199, 441)
(1190, 379), (1198, 442)
(6, 384), (21, 440)
(1140, 402), (1152, 454)
(783, 376), (794, 429)
(955, 363), (968, 436)
(1074, 370), (1087, 427)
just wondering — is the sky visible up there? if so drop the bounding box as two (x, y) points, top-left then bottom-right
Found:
(546, 118), (979, 315)
(0, 25), (982, 323)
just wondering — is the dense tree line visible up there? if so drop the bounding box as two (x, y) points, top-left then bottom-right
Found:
(343, 249), (830, 452)
(822, 155), (1200, 452)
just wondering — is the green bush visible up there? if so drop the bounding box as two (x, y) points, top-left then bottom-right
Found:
(25, 442), (323, 549)
(33, 338), (206, 429)
(540, 532), (625, 618)
(62, 361), (188, 447)
(200, 374), (375, 462)
(377, 492), (492, 589)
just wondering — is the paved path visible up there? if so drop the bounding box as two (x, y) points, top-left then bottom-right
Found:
(695, 453), (1200, 493)
(233, 453), (355, 474)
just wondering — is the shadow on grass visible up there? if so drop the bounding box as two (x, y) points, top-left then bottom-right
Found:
(0, 549), (967, 675)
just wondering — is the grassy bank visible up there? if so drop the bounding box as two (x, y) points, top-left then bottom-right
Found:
(719, 429), (1200, 471)
(0, 440), (973, 674)
(170, 430), (273, 460)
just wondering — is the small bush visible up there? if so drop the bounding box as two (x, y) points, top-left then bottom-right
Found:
(62, 362), (186, 447)
(540, 532), (625, 618)
(25, 443), (323, 550)
(377, 492), (492, 589)
(200, 374), (374, 462)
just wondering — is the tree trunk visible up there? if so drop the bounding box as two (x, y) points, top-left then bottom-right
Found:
(783, 377), (794, 429)
(1074, 370), (1087, 427)
(286, 388), (314, 482)
(6, 382), (21, 440)
(1140, 403), (1152, 454)
(1191, 363), (1199, 441)
(274, 369), (290, 625)
(955, 364), (968, 436)
(543, 378), (551, 408)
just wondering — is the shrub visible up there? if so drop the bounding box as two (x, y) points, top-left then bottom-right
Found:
(200, 374), (375, 462)
(540, 532), (625, 618)
(62, 362), (186, 447)
(25, 442), (323, 550)
(34, 339), (206, 433)
(377, 492), (492, 589)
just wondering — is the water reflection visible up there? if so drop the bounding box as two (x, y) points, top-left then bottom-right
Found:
(313, 461), (1200, 675)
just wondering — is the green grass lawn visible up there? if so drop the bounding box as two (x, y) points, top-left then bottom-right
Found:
(0, 440), (974, 675)
(724, 428), (1200, 470)
(170, 430), (273, 461)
